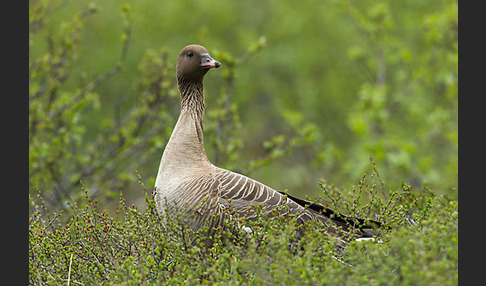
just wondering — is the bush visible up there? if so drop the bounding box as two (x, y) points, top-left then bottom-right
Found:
(29, 168), (457, 285)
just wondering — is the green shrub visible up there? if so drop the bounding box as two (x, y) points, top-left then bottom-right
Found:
(29, 168), (457, 285)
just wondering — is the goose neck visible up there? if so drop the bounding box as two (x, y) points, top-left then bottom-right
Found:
(178, 77), (205, 119)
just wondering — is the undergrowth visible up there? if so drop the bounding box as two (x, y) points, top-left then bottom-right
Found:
(29, 164), (458, 285)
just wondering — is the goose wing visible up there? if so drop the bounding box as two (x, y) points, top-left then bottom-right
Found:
(213, 169), (319, 224)
(212, 169), (382, 238)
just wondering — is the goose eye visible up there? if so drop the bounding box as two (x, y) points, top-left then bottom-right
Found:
(187, 51), (194, 57)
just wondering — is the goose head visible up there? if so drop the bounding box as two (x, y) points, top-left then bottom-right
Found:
(176, 44), (221, 82)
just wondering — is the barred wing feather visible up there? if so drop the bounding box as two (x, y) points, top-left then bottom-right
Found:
(213, 169), (327, 228)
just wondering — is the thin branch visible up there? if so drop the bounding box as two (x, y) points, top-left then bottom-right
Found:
(67, 253), (73, 286)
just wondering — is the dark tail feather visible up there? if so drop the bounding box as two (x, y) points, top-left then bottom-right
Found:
(278, 191), (387, 238)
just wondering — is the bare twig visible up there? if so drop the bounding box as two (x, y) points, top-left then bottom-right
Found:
(67, 253), (74, 286)
(332, 255), (357, 270)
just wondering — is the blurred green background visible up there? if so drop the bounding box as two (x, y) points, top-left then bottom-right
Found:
(29, 0), (457, 211)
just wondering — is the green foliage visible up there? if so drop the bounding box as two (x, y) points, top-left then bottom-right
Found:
(29, 1), (457, 283)
(30, 170), (457, 285)
(340, 0), (458, 192)
(29, 2), (141, 208)
(29, 1), (457, 209)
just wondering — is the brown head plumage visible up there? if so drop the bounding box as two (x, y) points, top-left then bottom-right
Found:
(176, 44), (221, 82)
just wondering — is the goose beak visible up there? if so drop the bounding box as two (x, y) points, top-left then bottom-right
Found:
(200, 54), (221, 69)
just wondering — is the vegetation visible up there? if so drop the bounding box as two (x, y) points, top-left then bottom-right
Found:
(29, 0), (457, 284)
(29, 167), (458, 285)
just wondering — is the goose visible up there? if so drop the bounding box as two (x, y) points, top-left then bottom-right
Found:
(154, 44), (383, 245)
